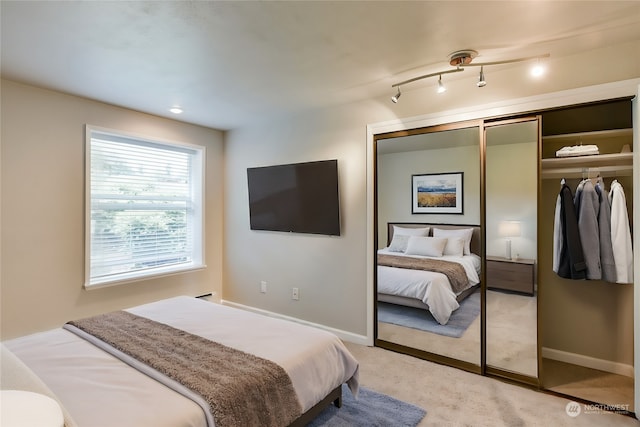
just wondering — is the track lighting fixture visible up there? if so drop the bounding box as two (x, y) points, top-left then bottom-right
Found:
(390, 50), (549, 102)
(437, 75), (446, 93)
(391, 87), (401, 103)
(477, 66), (486, 87)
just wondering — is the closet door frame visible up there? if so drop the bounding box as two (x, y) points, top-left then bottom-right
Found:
(365, 79), (640, 414)
(482, 115), (542, 387)
(632, 84), (639, 418)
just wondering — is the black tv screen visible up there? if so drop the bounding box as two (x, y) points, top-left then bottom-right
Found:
(247, 159), (341, 236)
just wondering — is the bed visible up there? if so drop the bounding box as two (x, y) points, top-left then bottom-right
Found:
(1, 296), (359, 427)
(377, 223), (481, 325)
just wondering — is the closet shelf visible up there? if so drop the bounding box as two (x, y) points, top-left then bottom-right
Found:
(542, 128), (633, 142)
(541, 152), (633, 179)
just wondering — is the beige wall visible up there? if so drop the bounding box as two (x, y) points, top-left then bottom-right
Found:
(377, 144), (481, 248)
(486, 142), (538, 260)
(223, 104), (373, 338)
(1, 79), (225, 339)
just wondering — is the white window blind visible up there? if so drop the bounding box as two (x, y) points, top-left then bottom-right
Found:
(86, 126), (205, 288)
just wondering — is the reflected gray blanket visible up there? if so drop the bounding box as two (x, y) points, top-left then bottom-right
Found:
(377, 253), (469, 293)
(65, 311), (302, 427)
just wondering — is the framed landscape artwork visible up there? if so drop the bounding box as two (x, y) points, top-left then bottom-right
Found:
(411, 172), (463, 214)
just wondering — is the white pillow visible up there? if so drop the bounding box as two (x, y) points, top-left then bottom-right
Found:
(393, 225), (429, 237)
(388, 234), (410, 252)
(432, 228), (474, 255)
(443, 237), (465, 257)
(405, 236), (447, 257)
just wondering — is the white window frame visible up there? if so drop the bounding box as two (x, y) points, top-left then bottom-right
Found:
(85, 125), (205, 289)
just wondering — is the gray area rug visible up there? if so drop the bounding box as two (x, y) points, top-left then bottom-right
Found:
(309, 384), (426, 427)
(377, 290), (480, 338)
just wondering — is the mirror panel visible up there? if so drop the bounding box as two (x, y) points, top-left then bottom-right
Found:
(485, 119), (538, 378)
(376, 124), (482, 368)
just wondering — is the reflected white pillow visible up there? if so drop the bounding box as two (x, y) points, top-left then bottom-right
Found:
(393, 225), (429, 237)
(405, 236), (447, 257)
(388, 234), (410, 252)
(432, 228), (473, 255)
(443, 237), (465, 257)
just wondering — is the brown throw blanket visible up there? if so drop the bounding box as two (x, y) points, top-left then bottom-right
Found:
(66, 311), (302, 427)
(378, 253), (469, 293)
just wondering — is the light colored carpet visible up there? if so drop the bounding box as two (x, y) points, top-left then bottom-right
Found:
(377, 290), (537, 374)
(345, 342), (639, 426)
(486, 290), (537, 377)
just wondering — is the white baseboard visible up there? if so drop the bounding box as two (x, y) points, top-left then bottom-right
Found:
(221, 299), (371, 346)
(542, 347), (634, 378)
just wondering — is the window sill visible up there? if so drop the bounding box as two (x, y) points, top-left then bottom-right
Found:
(84, 263), (206, 290)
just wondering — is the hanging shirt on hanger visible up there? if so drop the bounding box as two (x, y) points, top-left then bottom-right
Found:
(552, 182), (563, 274)
(573, 179), (585, 215)
(575, 179), (601, 280)
(595, 178), (616, 283)
(557, 183), (587, 280)
(609, 180), (633, 284)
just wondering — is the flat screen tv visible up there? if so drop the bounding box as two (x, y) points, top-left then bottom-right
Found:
(247, 159), (341, 236)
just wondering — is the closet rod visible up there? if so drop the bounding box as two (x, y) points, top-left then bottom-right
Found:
(541, 165), (633, 180)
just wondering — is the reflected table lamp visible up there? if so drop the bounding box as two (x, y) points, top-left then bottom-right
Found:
(499, 220), (521, 260)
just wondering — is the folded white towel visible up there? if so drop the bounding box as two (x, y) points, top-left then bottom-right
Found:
(556, 144), (599, 157)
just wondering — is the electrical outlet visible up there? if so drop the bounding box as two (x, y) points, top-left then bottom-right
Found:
(291, 287), (299, 300)
(260, 281), (267, 293)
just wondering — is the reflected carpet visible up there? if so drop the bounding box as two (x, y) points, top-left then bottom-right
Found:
(309, 384), (426, 427)
(378, 291), (480, 338)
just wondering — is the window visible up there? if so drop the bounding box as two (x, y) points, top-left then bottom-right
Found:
(85, 126), (205, 288)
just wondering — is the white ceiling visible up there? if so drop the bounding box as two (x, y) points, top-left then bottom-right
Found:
(2, 1), (639, 130)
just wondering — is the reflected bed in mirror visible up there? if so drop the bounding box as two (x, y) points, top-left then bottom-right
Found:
(375, 123), (482, 369)
(376, 223), (481, 364)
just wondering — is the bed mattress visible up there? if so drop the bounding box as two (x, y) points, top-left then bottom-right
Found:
(377, 248), (481, 325)
(3, 296), (359, 427)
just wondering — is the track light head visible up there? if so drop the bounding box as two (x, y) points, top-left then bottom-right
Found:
(477, 66), (486, 87)
(437, 75), (446, 93)
(391, 87), (401, 103)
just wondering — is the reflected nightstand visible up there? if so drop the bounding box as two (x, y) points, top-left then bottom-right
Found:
(486, 256), (535, 296)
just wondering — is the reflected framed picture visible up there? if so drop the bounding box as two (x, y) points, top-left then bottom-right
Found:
(411, 172), (463, 214)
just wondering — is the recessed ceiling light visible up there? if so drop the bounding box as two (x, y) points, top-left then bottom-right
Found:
(169, 106), (183, 114)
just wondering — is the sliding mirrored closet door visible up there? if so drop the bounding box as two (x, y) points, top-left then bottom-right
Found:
(375, 122), (483, 371)
(372, 92), (638, 406)
(484, 118), (539, 383)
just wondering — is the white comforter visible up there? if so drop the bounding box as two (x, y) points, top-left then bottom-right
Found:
(3, 296), (359, 427)
(377, 248), (481, 325)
